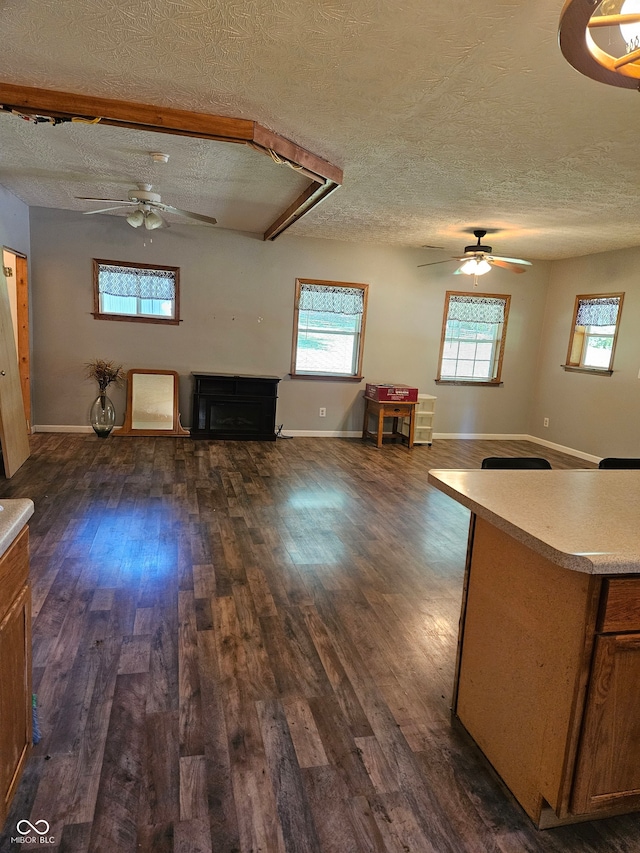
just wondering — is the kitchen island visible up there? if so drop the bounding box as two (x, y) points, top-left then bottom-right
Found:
(427, 469), (640, 828)
(0, 498), (34, 830)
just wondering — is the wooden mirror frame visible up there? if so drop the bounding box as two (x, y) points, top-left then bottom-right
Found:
(114, 369), (188, 436)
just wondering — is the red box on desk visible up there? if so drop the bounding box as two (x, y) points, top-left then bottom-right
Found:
(365, 383), (419, 403)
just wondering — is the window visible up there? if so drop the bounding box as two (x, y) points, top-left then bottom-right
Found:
(291, 279), (368, 378)
(436, 291), (511, 385)
(93, 259), (180, 325)
(564, 293), (624, 374)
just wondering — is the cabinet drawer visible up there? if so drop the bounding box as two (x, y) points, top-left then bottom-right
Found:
(599, 578), (640, 633)
(379, 403), (414, 417)
(0, 528), (29, 624)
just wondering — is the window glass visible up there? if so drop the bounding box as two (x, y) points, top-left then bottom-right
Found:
(437, 292), (510, 384)
(565, 294), (623, 373)
(93, 259), (180, 325)
(292, 280), (368, 378)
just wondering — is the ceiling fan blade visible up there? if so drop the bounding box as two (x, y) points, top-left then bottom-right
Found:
(154, 202), (217, 225)
(489, 259), (528, 274)
(488, 255), (532, 266)
(76, 196), (131, 203)
(83, 205), (135, 215)
(417, 258), (456, 268)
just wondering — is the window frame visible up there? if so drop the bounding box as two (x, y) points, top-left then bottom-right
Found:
(290, 278), (369, 380)
(563, 292), (624, 376)
(436, 291), (511, 386)
(92, 258), (180, 326)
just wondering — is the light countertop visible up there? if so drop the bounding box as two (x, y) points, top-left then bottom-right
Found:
(0, 499), (34, 559)
(427, 469), (640, 575)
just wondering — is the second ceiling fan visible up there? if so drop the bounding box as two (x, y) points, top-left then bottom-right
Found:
(418, 230), (532, 275)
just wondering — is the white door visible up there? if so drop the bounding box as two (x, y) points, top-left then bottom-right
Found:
(0, 268), (29, 477)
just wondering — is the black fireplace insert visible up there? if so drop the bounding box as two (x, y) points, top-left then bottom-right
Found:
(190, 373), (280, 441)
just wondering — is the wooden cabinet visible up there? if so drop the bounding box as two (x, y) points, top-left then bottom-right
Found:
(571, 632), (640, 814)
(570, 577), (640, 815)
(0, 527), (31, 829)
(454, 518), (640, 828)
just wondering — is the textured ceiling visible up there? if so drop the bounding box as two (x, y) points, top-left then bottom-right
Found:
(1, 0), (640, 261)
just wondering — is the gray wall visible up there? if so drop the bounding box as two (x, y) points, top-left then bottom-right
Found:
(27, 207), (551, 434)
(0, 186), (30, 258)
(529, 248), (640, 457)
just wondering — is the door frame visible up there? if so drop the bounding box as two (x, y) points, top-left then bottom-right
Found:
(2, 247), (30, 431)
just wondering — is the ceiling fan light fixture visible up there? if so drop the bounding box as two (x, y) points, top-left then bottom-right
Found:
(126, 209), (145, 228)
(559, 0), (640, 89)
(144, 210), (164, 230)
(459, 258), (492, 276)
(620, 0), (640, 51)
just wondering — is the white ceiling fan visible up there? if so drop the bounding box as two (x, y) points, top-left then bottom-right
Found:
(418, 229), (532, 275)
(76, 183), (218, 230)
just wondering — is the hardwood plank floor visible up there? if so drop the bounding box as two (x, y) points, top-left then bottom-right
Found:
(1, 434), (637, 852)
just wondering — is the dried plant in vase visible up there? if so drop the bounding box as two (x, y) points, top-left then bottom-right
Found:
(85, 359), (126, 437)
(85, 359), (126, 393)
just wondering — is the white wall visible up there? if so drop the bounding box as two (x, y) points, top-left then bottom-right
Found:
(27, 207), (551, 434)
(529, 248), (640, 458)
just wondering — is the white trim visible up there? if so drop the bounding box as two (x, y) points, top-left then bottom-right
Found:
(281, 430), (363, 437)
(524, 434), (601, 464)
(434, 433), (529, 441)
(30, 425), (601, 463)
(34, 425), (101, 433)
(32, 425), (364, 438)
(433, 432), (600, 464)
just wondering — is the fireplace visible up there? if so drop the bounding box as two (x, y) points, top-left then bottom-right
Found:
(190, 373), (280, 441)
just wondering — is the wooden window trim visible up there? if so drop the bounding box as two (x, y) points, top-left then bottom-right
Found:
(290, 278), (369, 380)
(435, 380), (504, 387)
(92, 258), (180, 326)
(563, 292), (624, 373)
(436, 291), (511, 385)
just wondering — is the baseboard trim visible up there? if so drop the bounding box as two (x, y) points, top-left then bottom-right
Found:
(280, 430), (363, 438)
(434, 433), (529, 441)
(523, 435), (601, 464)
(34, 425), (95, 433)
(30, 426), (601, 462)
(433, 432), (600, 464)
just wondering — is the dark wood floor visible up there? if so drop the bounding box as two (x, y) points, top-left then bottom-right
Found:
(1, 434), (637, 853)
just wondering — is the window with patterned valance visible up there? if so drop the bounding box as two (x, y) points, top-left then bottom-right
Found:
(437, 291), (511, 385)
(93, 259), (180, 325)
(291, 279), (369, 378)
(565, 293), (624, 374)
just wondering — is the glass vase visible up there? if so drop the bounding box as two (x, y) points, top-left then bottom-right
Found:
(90, 393), (116, 438)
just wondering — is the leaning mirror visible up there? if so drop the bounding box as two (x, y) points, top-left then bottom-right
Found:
(114, 369), (188, 436)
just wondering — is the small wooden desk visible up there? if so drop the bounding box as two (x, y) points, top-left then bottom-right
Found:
(362, 397), (417, 448)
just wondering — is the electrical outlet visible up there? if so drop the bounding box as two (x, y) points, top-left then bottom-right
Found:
(543, 417), (549, 428)
(319, 407), (326, 417)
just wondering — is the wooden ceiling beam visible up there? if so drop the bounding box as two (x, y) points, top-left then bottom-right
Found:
(263, 180), (340, 241)
(0, 82), (343, 239)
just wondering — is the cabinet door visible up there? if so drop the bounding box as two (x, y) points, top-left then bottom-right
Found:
(572, 633), (640, 814)
(0, 583), (31, 828)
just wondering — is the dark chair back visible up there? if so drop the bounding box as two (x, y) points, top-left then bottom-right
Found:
(598, 458), (640, 469)
(481, 457), (552, 470)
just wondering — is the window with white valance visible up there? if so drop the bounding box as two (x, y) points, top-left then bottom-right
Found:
(93, 259), (180, 325)
(291, 279), (369, 378)
(565, 293), (624, 374)
(437, 291), (511, 385)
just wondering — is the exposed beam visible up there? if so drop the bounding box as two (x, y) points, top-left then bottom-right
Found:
(263, 181), (340, 241)
(0, 82), (343, 239)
